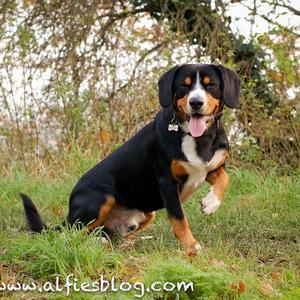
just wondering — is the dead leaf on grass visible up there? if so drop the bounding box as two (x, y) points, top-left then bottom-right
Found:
(260, 282), (273, 296)
(229, 264), (240, 272)
(270, 271), (282, 281)
(230, 280), (246, 295)
(238, 281), (246, 294)
(209, 258), (226, 267)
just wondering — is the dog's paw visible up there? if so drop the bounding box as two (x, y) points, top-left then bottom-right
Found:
(193, 242), (203, 252)
(201, 189), (221, 215)
(179, 241), (203, 256)
(187, 242), (203, 256)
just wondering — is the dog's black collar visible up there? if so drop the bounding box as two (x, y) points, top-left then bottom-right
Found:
(168, 112), (223, 136)
(215, 113), (223, 128)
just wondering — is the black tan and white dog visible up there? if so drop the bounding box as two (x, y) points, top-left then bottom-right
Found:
(21, 64), (240, 251)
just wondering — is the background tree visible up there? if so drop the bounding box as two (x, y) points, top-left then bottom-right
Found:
(0, 0), (299, 173)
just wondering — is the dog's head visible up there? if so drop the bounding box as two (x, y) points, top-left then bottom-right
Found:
(158, 64), (241, 137)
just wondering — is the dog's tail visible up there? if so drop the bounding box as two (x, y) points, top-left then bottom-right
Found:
(20, 193), (47, 233)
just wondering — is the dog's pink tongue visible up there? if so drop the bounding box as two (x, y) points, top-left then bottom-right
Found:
(188, 116), (208, 137)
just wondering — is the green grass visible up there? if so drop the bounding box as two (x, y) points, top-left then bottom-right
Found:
(0, 159), (299, 299)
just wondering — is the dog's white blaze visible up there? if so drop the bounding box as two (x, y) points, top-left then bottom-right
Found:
(103, 205), (146, 236)
(180, 134), (226, 202)
(187, 72), (207, 113)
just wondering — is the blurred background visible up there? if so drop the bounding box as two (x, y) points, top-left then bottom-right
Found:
(0, 0), (299, 174)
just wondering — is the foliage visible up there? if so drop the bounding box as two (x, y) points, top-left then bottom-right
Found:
(4, 228), (119, 280)
(0, 163), (299, 299)
(0, 1), (299, 173)
(143, 257), (239, 299)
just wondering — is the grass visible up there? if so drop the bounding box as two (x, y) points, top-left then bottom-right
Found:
(0, 155), (299, 299)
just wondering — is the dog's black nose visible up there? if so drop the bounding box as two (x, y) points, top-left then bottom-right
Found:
(189, 97), (203, 110)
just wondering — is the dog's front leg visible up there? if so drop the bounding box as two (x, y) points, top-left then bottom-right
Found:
(201, 166), (229, 215)
(159, 174), (201, 251)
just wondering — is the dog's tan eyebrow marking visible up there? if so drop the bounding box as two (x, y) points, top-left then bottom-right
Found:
(184, 76), (192, 85)
(203, 76), (210, 85)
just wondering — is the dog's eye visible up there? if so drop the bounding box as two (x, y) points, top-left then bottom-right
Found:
(181, 82), (190, 88)
(206, 81), (215, 88)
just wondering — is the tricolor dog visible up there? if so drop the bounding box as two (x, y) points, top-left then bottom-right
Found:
(21, 64), (241, 251)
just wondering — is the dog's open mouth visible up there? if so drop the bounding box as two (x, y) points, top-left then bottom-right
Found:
(186, 113), (212, 138)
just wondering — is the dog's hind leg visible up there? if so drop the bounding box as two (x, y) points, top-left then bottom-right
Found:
(67, 192), (116, 233)
(138, 211), (156, 231)
(86, 195), (115, 233)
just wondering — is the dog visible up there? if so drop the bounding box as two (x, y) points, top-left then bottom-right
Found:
(21, 64), (240, 251)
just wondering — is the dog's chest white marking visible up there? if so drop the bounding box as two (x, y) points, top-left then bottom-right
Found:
(179, 135), (226, 201)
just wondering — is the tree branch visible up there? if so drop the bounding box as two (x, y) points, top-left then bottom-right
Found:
(116, 41), (167, 94)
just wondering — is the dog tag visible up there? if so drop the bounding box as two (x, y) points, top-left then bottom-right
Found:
(168, 124), (179, 132)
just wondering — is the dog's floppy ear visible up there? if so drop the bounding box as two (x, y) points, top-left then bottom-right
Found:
(215, 65), (241, 109)
(158, 65), (180, 108)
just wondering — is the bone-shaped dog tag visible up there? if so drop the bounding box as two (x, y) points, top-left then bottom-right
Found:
(168, 124), (179, 132)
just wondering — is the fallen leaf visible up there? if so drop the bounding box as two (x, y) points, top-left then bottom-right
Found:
(270, 271), (282, 281)
(260, 282), (273, 295)
(229, 264), (240, 272)
(209, 258), (225, 267)
(51, 205), (63, 217)
(238, 280), (246, 294)
(230, 280), (246, 295)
